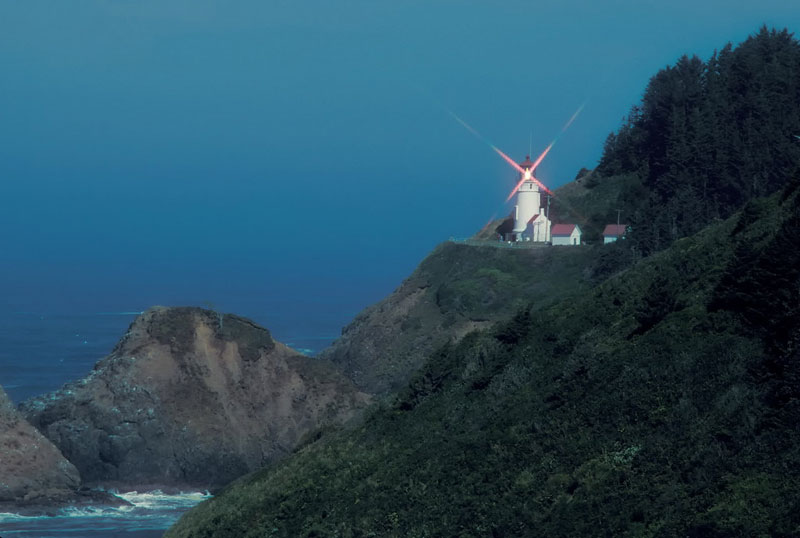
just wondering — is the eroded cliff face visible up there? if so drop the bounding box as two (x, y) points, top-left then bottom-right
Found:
(21, 307), (371, 489)
(0, 385), (80, 503)
(318, 269), (491, 396)
(320, 242), (594, 395)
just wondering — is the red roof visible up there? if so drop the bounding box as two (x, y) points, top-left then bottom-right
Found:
(603, 224), (627, 237)
(519, 155), (535, 169)
(551, 223), (577, 236)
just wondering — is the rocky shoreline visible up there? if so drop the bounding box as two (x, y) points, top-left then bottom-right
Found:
(0, 384), (81, 507)
(0, 487), (132, 517)
(1, 307), (371, 509)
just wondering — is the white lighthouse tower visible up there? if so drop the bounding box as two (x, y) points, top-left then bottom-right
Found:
(512, 156), (551, 242)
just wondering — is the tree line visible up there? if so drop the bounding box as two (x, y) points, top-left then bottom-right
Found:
(596, 26), (800, 253)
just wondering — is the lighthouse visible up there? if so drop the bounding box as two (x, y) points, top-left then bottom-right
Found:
(511, 156), (551, 242)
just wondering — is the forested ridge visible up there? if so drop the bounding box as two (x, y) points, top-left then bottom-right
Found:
(168, 171), (800, 538)
(559, 26), (800, 252)
(166, 28), (800, 537)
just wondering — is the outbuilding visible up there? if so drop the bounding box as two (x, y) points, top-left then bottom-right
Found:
(603, 224), (628, 244)
(551, 223), (581, 246)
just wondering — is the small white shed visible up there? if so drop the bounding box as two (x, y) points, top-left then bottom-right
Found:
(551, 223), (581, 246)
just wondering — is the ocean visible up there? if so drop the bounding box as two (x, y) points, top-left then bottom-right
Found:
(0, 309), (340, 404)
(0, 307), (344, 536)
(0, 252), (403, 535)
(0, 491), (212, 537)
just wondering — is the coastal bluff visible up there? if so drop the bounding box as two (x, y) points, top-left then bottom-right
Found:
(0, 384), (80, 504)
(21, 307), (371, 490)
(320, 241), (593, 395)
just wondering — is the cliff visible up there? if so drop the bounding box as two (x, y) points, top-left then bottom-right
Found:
(320, 241), (597, 395)
(21, 307), (371, 489)
(166, 176), (800, 538)
(0, 385), (80, 504)
(165, 28), (800, 535)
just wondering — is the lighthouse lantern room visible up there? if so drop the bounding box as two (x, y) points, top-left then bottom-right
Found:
(510, 155), (551, 242)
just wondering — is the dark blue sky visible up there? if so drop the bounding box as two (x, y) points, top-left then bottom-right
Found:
(2, 1), (799, 339)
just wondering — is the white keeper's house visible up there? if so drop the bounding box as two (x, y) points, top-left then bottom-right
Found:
(551, 223), (582, 246)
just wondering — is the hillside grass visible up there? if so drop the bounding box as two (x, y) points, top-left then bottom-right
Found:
(552, 172), (645, 243)
(423, 241), (598, 320)
(167, 180), (800, 537)
(322, 239), (621, 395)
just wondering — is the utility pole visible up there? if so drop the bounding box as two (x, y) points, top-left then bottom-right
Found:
(616, 209), (622, 227)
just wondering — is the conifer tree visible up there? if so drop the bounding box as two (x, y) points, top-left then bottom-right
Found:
(593, 27), (800, 255)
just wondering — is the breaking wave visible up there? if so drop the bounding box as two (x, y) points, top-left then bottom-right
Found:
(0, 490), (211, 537)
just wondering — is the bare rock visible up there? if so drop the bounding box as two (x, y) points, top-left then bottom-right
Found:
(21, 307), (371, 490)
(320, 241), (592, 395)
(319, 243), (496, 395)
(0, 385), (80, 503)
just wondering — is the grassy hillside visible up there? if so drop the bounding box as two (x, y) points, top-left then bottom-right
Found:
(320, 241), (605, 395)
(167, 176), (800, 537)
(324, 26), (800, 398)
(167, 27), (800, 537)
(551, 171), (645, 243)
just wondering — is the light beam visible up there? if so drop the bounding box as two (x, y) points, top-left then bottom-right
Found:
(447, 109), (525, 174)
(492, 146), (525, 174)
(504, 146), (554, 202)
(504, 103), (585, 201)
(447, 102), (585, 206)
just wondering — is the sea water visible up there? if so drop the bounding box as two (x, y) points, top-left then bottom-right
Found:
(0, 309), (339, 536)
(0, 310), (338, 404)
(0, 490), (212, 537)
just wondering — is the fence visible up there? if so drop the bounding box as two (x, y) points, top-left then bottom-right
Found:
(448, 238), (552, 249)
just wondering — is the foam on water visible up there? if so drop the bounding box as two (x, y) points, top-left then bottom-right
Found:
(115, 490), (212, 510)
(0, 490), (211, 537)
(0, 309), (339, 534)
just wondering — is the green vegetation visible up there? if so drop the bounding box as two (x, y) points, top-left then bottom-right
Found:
(167, 176), (800, 538)
(428, 243), (594, 320)
(553, 172), (645, 244)
(166, 28), (800, 536)
(557, 27), (800, 253)
(321, 241), (603, 395)
(143, 307), (275, 360)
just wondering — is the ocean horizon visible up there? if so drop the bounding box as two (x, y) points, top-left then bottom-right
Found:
(0, 305), (347, 535)
(0, 308), (343, 405)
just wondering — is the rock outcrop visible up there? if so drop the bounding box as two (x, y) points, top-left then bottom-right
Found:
(0, 385), (80, 503)
(320, 242), (593, 395)
(21, 307), (371, 489)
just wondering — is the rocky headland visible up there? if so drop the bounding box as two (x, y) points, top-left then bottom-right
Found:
(20, 306), (371, 490)
(320, 241), (594, 395)
(0, 385), (83, 509)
